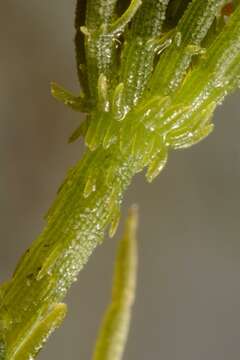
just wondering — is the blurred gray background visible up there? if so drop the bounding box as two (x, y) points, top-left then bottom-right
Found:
(1, 2), (240, 359)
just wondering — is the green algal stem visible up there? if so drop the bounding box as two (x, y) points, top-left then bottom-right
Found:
(8, 304), (67, 360)
(112, 7), (240, 166)
(150, 0), (225, 95)
(120, 0), (170, 110)
(174, 4), (240, 107)
(0, 145), (139, 360)
(83, 0), (141, 103)
(145, 15), (240, 150)
(83, 0), (118, 101)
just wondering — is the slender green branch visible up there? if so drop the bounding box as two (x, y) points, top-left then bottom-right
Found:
(75, 0), (89, 97)
(150, 0), (226, 95)
(92, 207), (138, 360)
(119, 0), (171, 110)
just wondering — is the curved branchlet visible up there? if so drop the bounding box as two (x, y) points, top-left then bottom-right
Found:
(51, 82), (88, 112)
(92, 207), (138, 360)
(108, 0), (142, 35)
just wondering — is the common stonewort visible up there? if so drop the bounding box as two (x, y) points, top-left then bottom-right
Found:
(0, 1), (240, 359)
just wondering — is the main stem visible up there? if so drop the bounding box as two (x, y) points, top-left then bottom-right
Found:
(0, 144), (137, 359)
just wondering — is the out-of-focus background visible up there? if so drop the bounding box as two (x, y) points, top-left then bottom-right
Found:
(1, 2), (240, 359)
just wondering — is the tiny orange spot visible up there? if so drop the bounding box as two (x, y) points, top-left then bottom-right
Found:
(221, 2), (234, 16)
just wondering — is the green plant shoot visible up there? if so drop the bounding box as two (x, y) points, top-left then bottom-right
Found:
(0, 1), (240, 359)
